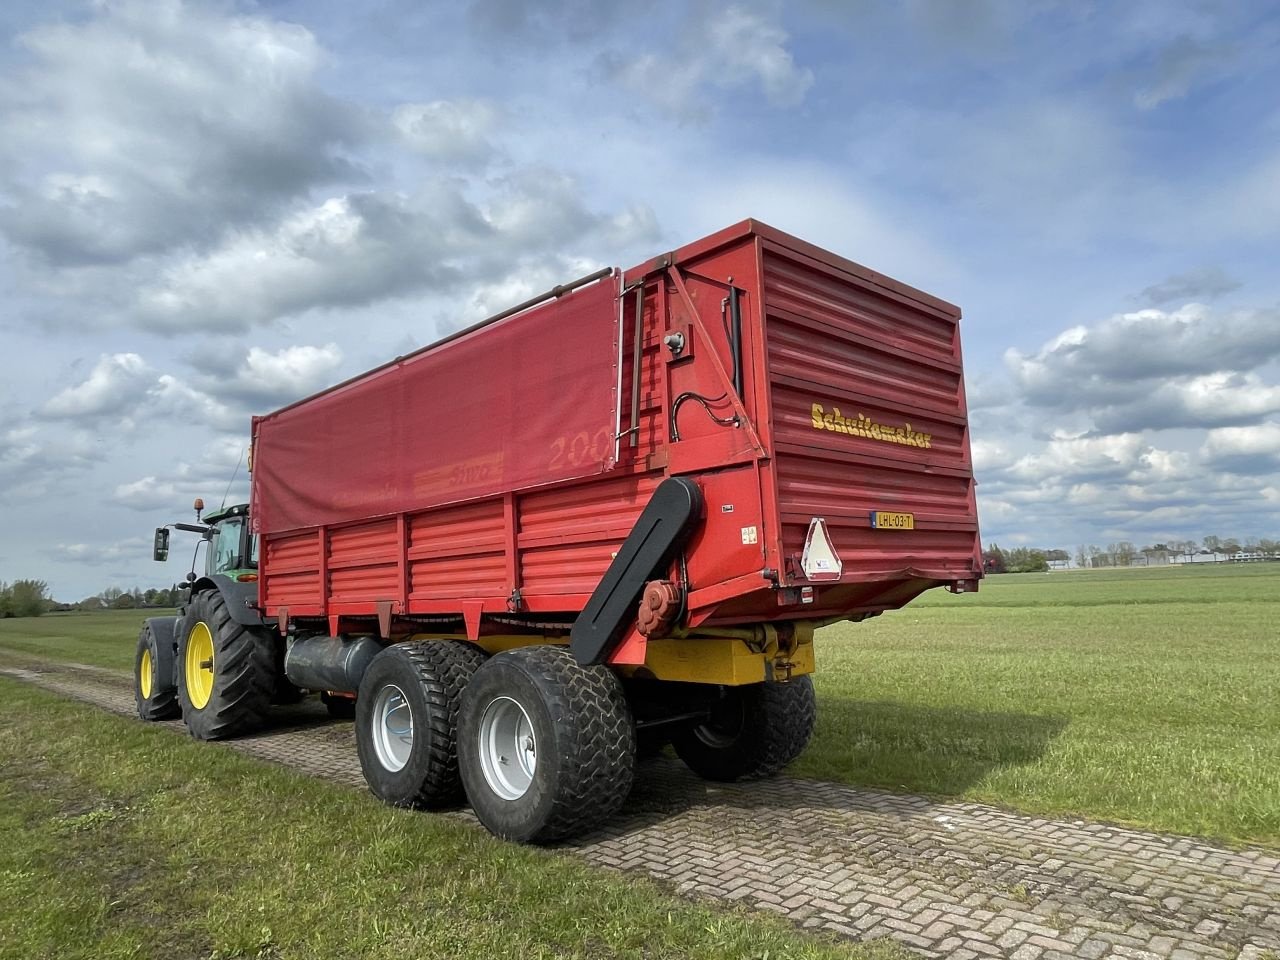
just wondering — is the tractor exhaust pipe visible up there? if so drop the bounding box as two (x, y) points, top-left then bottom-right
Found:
(283, 635), (381, 694)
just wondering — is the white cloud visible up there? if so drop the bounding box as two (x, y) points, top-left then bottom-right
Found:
(1201, 421), (1280, 472)
(0, 0), (365, 265)
(392, 99), (501, 163)
(1005, 432), (1150, 483)
(113, 476), (183, 512)
(1006, 304), (1280, 414)
(38, 353), (152, 422)
(147, 376), (241, 433)
(52, 537), (152, 565)
(598, 5), (812, 116)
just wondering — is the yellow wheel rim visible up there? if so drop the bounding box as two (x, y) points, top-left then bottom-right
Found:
(186, 622), (215, 710)
(140, 648), (153, 699)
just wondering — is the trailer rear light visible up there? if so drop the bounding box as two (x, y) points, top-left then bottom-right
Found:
(801, 517), (842, 581)
(800, 586), (815, 604)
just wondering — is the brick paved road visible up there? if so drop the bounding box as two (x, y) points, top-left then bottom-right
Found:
(3, 655), (1277, 960)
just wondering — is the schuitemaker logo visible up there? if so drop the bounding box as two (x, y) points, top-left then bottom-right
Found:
(810, 403), (932, 449)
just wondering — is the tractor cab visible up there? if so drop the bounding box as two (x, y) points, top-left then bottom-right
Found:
(200, 503), (258, 581)
(152, 499), (258, 584)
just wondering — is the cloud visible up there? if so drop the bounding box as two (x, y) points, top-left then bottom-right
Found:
(0, 421), (104, 501)
(51, 537), (153, 566)
(0, 0), (366, 266)
(1090, 372), (1280, 434)
(596, 5), (812, 116)
(1006, 304), (1280, 407)
(1140, 267), (1241, 306)
(1132, 35), (1235, 109)
(1201, 421), (1280, 474)
(112, 476), (186, 512)
(194, 344), (344, 409)
(111, 437), (251, 514)
(38, 353), (152, 423)
(133, 175), (657, 332)
(1004, 432), (1152, 484)
(466, 0), (625, 44)
(392, 100), (502, 164)
(132, 189), (482, 331)
(33, 344), (344, 436)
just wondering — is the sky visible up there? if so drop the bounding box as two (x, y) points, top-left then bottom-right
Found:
(1, 0), (1278, 600)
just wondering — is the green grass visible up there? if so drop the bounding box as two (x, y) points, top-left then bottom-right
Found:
(2, 564), (1278, 846)
(0, 608), (158, 670)
(796, 563), (1280, 847)
(0, 679), (900, 960)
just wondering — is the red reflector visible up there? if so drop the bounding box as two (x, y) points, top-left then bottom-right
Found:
(236, 573), (259, 582)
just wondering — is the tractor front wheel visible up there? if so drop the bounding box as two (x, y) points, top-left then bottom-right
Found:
(672, 676), (816, 782)
(134, 620), (180, 721)
(176, 590), (275, 740)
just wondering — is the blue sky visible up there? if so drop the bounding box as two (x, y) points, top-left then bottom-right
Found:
(2, 0), (1278, 598)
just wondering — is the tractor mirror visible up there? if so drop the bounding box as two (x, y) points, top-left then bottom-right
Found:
(153, 527), (170, 562)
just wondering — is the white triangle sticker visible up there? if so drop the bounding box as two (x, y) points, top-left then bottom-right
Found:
(801, 517), (842, 581)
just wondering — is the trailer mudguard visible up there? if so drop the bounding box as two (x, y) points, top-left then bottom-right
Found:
(570, 477), (703, 665)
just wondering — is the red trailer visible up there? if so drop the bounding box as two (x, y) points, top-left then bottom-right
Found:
(141, 219), (981, 843)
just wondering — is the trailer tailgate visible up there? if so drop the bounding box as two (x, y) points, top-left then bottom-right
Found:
(762, 239), (981, 585)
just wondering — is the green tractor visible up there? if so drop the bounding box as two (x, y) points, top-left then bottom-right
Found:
(136, 499), (288, 738)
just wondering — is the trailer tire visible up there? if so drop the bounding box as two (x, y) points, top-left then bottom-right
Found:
(177, 590), (276, 741)
(673, 676), (816, 782)
(457, 645), (635, 844)
(135, 621), (180, 721)
(355, 641), (486, 809)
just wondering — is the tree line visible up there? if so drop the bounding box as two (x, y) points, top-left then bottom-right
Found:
(0, 581), (184, 619)
(984, 536), (1279, 573)
(1073, 537), (1279, 568)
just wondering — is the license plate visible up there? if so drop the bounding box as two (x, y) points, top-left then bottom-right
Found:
(870, 511), (914, 530)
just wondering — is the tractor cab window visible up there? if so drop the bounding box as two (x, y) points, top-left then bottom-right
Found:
(208, 517), (246, 575)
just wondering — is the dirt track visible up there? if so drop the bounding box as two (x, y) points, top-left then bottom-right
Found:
(3, 654), (1277, 960)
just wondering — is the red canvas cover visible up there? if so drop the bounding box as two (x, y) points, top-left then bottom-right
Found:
(251, 278), (620, 535)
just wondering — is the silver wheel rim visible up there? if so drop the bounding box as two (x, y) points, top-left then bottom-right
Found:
(372, 683), (413, 772)
(478, 696), (536, 801)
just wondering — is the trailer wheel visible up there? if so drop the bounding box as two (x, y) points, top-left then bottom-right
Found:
(457, 646), (635, 844)
(355, 641), (486, 809)
(176, 590), (276, 741)
(672, 676), (816, 782)
(134, 621), (180, 721)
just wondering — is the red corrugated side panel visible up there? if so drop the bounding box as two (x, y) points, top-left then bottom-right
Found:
(251, 277), (620, 536)
(759, 235), (982, 588)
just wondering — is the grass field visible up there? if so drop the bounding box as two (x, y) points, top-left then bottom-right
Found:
(798, 564), (1280, 847)
(1, 563), (1277, 847)
(0, 679), (899, 960)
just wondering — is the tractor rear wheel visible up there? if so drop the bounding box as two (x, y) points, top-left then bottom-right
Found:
(176, 590), (276, 740)
(355, 641), (486, 809)
(672, 676), (815, 782)
(457, 645), (635, 844)
(134, 620), (180, 721)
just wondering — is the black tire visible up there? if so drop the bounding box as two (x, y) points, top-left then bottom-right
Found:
(355, 640), (486, 809)
(672, 676), (816, 782)
(457, 646), (635, 844)
(176, 590), (276, 741)
(135, 620), (180, 721)
(322, 692), (356, 719)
